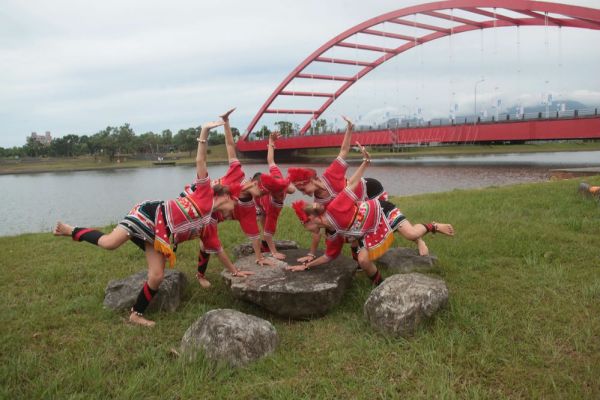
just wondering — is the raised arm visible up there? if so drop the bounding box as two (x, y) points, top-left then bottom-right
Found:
(346, 142), (371, 190)
(196, 120), (225, 178)
(220, 108), (237, 162)
(267, 132), (280, 167)
(337, 116), (354, 160)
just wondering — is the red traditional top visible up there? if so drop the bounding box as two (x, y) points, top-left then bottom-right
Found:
(323, 185), (394, 261)
(255, 164), (286, 237)
(164, 175), (213, 244)
(315, 157), (370, 207)
(216, 159), (260, 239)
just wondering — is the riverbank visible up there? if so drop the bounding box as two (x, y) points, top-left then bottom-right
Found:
(2, 141), (600, 175)
(1, 177), (599, 398)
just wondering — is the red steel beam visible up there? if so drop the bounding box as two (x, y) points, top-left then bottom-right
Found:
(421, 10), (485, 28)
(336, 41), (398, 53)
(280, 91), (334, 97)
(265, 109), (316, 115)
(315, 56), (373, 67)
(362, 28), (420, 42)
(296, 73), (356, 81)
(462, 7), (522, 25)
(389, 18), (451, 33)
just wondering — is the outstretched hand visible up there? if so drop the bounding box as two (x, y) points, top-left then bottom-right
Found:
(219, 108), (236, 122)
(355, 141), (370, 162)
(341, 115), (353, 127)
(202, 120), (225, 130)
(269, 132), (281, 143)
(285, 264), (309, 272)
(232, 270), (255, 278)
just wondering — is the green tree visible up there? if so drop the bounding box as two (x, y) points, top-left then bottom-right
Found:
(257, 125), (270, 140)
(174, 127), (199, 156)
(275, 121), (293, 136)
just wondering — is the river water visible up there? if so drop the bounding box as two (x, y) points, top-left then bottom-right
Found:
(1, 151), (598, 236)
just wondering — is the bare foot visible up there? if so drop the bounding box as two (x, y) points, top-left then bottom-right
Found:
(129, 312), (156, 327)
(416, 238), (429, 256)
(435, 223), (455, 236)
(196, 273), (211, 289)
(53, 221), (74, 237)
(219, 107), (236, 121)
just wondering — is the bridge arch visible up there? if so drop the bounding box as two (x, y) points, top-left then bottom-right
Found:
(240, 0), (600, 146)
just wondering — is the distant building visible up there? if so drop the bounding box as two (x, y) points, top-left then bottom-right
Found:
(29, 131), (52, 145)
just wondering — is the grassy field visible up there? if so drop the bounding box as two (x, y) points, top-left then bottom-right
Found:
(1, 177), (599, 399)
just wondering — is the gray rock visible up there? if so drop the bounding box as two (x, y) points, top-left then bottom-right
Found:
(103, 269), (187, 313)
(181, 309), (278, 368)
(232, 240), (299, 258)
(222, 249), (356, 319)
(364, 273), (448, 338)
(376, 247), (438, 273)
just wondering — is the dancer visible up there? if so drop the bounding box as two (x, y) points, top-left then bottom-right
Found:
(53, 117), (253, 327)
(191, 108), (275, 289)
(252, 131), (294, 260)
(287, 144), (454, 286)
(287, 116), (429, 263)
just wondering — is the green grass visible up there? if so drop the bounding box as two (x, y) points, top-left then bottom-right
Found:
(1, 178), (600, 399)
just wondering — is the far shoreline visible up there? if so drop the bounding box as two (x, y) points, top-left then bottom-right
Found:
(1, 141), (599, 176)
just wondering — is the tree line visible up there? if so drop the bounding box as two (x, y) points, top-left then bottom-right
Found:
(0, 123), (240, 160)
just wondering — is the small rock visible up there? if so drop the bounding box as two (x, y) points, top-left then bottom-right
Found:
(364, 273), (448, 338)
(222, 249), (355, 319)
(232, 240), (299, 258)
(376, 247), (437, 273)
(103, 269), (187, 313)
(181, 309), (278, 368)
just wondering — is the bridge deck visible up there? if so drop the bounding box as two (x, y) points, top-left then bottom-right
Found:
(237, 116), (600, 153)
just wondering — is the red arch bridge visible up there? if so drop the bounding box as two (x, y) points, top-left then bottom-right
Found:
(236, 0), (600, 154)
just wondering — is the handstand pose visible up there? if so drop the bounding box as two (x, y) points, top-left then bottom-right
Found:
(191, 108), (275, 288)
(53, 118), (253, 327)
(287, 144), (454, 285)
(287, 116), (429, 263)
(251, 131), (295, 260)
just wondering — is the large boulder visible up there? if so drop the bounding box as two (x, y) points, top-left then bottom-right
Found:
(222, 249), (356, 319)
(364, 273), (448, 338)
(232, 240), (299, 258)
(103, 269), (187, 313)
(180, 309), (278, 368)
(375, 247), (438, 273)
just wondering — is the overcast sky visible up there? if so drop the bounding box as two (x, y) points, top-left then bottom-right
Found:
(1, 0), (599, 147)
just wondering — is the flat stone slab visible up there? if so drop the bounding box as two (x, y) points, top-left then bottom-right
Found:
(103, 269), (187, 313)
(375, 247), (438, 273)
(222, 249), (355, 319)
(181, 309), (278, 368)
(364, 273), (448, 338)
(232, 240), (299, 258)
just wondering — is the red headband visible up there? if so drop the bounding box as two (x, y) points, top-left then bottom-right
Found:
(287, 168), (317, 185)
(258, 173), (290, 193)
(291, 200), (309, 224)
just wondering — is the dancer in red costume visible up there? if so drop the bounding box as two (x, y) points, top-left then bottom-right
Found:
(187, 108), (276, 289)
(53, 116), (254, 327)
(251, 131), (295, 260)
(287, 117), (429, 265)
(287, 144), (454, 286)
